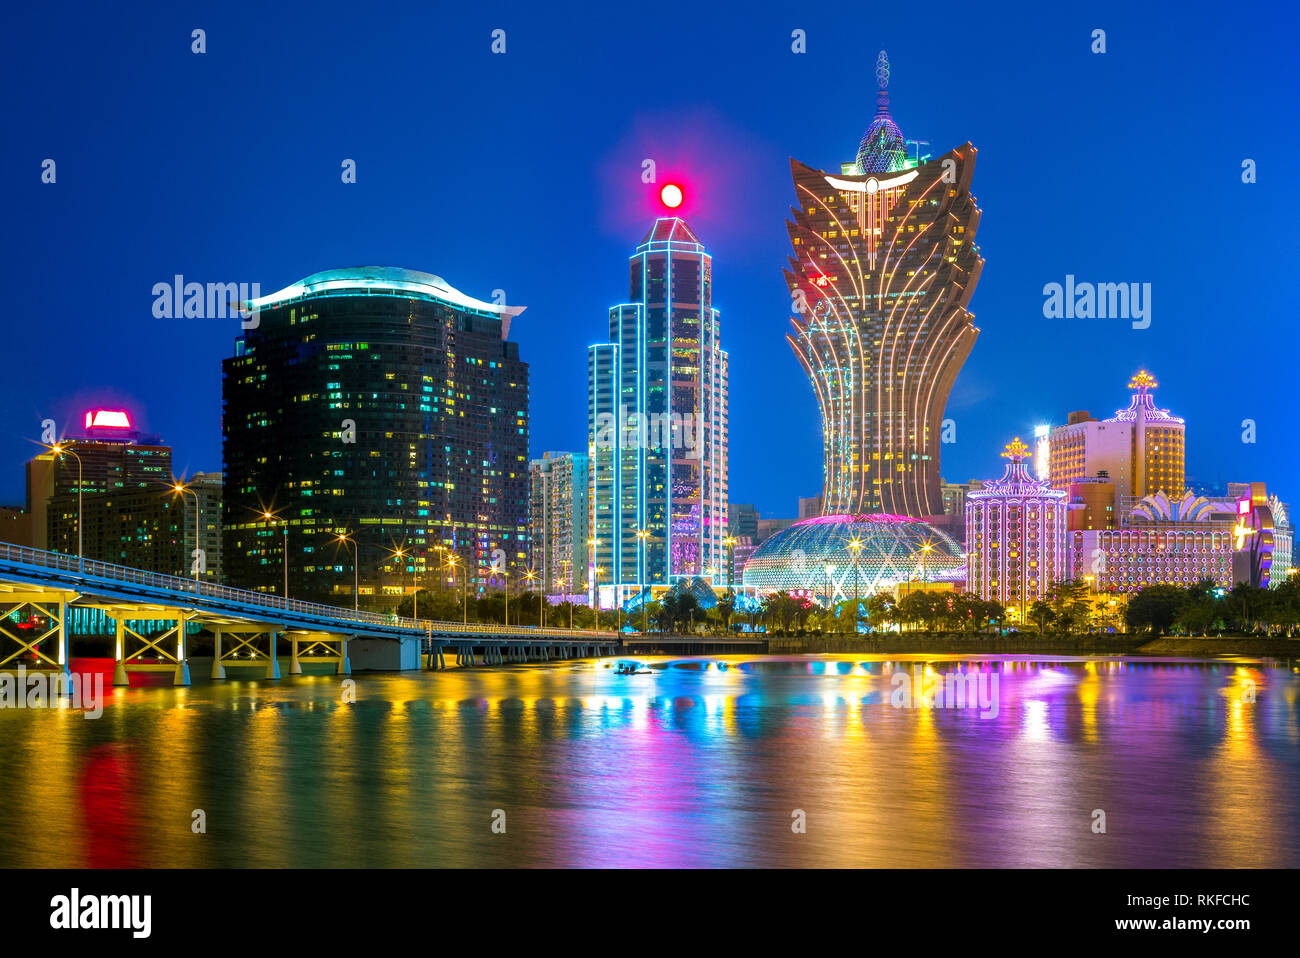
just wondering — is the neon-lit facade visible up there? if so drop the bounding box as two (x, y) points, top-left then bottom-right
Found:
(966, 438), (1068, 614)
(786, 50), (982, 517)
(742, 512), (964, 599)
(588, 218), (729, 598)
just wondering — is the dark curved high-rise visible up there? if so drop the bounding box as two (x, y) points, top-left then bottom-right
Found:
(785, 50), (983, 518)
(222, 267), (529, 609)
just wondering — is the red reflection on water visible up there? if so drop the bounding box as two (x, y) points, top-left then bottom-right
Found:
(78, 743), (141, 868)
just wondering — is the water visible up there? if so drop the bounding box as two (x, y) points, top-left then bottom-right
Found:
(1, 654), (1297, 868)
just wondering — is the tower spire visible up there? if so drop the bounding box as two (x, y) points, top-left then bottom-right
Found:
(875, 50), (891, 116)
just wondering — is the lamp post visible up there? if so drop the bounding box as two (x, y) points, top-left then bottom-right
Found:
(51, 443), (84, 569)
(448, 554), (466, 625)
(172, 479), (201, 584)
(335, 531), (359, 611)
(525, 568), (542, 629)
(389, 547), (408, 618)
(849, 537), (862, 635)
(724, 536), (736, 592)
(502, 569), (509, 626)
(636, 528), (650, 633)
(263, 510), (289, 598)
(433, 544), (446, 594)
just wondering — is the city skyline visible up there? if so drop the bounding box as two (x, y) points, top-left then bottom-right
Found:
(3, 4), (1296, 522)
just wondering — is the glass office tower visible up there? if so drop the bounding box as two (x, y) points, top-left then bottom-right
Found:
(222, 267), (529, 610)
(588, 218), (728, 604)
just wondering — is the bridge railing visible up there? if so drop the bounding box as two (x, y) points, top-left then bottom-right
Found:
(0, 542), (616, 639)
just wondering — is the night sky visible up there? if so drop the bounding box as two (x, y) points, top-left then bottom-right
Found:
(3, 0), (1296, 518)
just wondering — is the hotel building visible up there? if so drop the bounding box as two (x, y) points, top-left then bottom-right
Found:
(965, 438), (1068, 616)
(1050, 371), (1185, 529)
(222, 267), (529, 609)
(785, 50), (982, 518)
(588, 217), (729, 603)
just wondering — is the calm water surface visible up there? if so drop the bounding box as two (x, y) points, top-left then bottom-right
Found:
(1, 655), (1297, 868)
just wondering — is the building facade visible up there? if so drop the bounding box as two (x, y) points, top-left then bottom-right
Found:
(588, 218), (729, 602)
(528, 451), (589, 596)
(222, 267), (529, 609)
(965, 438), (1069, 617)
(785, 50), (982, 518)
(1049, 371), (1185, 527)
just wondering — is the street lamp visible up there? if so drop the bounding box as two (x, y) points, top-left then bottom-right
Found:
(448, 554), (466, 625)
(849, 537), (863, 634)
(636, 528), (650, 633)
(389, 546), (408, 617)
(50, 443), (83, 569)
(263, 510), (289, 598)
(172, 479), (201, 584)
(724, 535), (737, 591)
(524, 567), (542, 629)
(433, 544), (446, 594)
(501, 569), (509, 626)
(335, 531), (359, 611)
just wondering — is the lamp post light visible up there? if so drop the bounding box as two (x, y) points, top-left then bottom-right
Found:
(335, 531), (359, 611)
(524, 567), (542, 629)
(389, 546), (408, 618)
(447, 554), (466, 625)
(51, 443), (84, 570)
(723, 535), (737, 592)
(263, 510), (289, 598)
(849, 537), (863, 635)
(635, 528), (650, 633)
(172, 479), (201, 585)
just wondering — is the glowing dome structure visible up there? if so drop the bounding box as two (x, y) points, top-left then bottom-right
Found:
(742, 514), (964, 601)
(855, 50), (909, 174)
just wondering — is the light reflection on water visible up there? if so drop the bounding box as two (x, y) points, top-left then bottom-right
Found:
(1, 655), (1297, 868)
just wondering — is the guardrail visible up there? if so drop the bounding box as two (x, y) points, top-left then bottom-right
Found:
(0, 542), (616, 640)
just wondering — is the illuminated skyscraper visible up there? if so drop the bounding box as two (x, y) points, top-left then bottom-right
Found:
(786, 50), (982, 517)
(222, 267), (529, 609)
(588, 215), (729, 602)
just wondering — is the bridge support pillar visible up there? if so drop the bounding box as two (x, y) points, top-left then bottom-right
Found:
(336, 635), (351, 675)
(113, 620), (129, 687)
(266, 632), (281, 680)
(290, 636), (302, 674)
(210, 629), (226, 679)
(55, 599), (71, 688)
(173, 613), (192, 687)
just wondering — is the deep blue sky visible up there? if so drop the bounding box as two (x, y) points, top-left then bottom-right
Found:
(3, 0), (1296, 518)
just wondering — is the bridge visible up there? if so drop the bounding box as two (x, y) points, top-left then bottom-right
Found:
(0, 542), (619, 686)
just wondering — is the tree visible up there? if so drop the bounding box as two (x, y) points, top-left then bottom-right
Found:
(1027, 600), (1056, 634)
(1124, 585), (1186, 635)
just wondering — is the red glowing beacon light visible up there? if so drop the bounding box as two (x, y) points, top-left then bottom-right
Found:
(660, 183), (684, 209)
